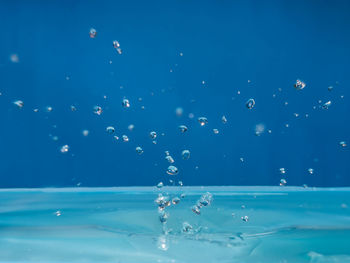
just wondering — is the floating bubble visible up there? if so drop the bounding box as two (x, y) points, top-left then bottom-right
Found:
(322, 101), (331, 109)
(308, 168), (314, 174)
(279, 168), (286, 174)
(246, 98), (255, 109)
(122, 135), (129, 142)
(93, 105), (102, 115)
(339, 141), (347, 147)
(114, 135), (119, 140)
(136, 146), (143, 154)
(89, 28), (97, 38)
(157, 235), (169, 251)
(328, 86), (333, 91)
(191, 205), (201, 215)
(280, 178), (287, 186)
(122, 98), (130, 108)
(165, 151), (170, 156)
(106, 126), (115, 134)
(33, 108), (39, 112)
(188, 113), (194, 119)
(156, 182), (164, 189)
(46, 106), (53, 112)
(55, 210), (62, 217)
(70, 105), (77, 111)
(178, 125), (188, 133)
(294, 79), (306, 90)
(159, 210), (169, 224)
(213, 129), (219, 134)
(10, 54), (19, 63)
(149, 131), (157, 140)
(178, 180), (183, 186)
(172, 197), (180, 205)
(241, 216), (249, 222)
(113, 40), (122, 54)
(197, 192), (213, 208)
(182, 150), (190, 160)
(222, 115), (227, 124)
(198, 117), (208, 126)
(182, 222), (193, 234)
(13, 100), (24, 108)
(255, 123), (265, 136)
(60, 145), (69, 153)
(167, 165), (178, 175)
(175, 107), (184, 117)
(165, 155), (174, 164)
(128, 124), (135, 131)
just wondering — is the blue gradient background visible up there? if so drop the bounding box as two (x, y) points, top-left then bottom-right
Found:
(0, 0), (349, 187)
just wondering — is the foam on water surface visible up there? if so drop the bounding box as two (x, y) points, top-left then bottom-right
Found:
(0, 187), (349, 263)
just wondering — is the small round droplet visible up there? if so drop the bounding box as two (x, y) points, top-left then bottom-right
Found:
(46, 106), (53, 112)
(246, 98), (255, 109)
(175, 107), (183, 117)
(13, 100), (24, 108)
(156, 182), (164, 189)
(213, 128), (219, 134)
(82, 130), (89, 136)
(89, 28), (97, 38)
(308, 168), (314, 174)
(198, 117), (208, 126)
(55, 210), (62, 217)
(294, 79), (306, 90)
(172, 197), (180, 205)
(167, 165), (178, 175)
(165, 155), (174, 164)
(71, 105), (77, 111)
(280, 178), (287, 186)
(178, 125), (188, 133)
(192, 205), (201, 215)
(60, 145), (69, 153)
(339, 141), (347, 147)
(279, 168), (286, 174)
(122, 98), (130, 108)
(128, 124), (134, 131)
(136, 146), (143, 155)
(113, 40), (122, 54)
(106, 126), (115, 134)
(328, 86), (333, 91)
(149, 131), (157, 140)
(93, 105), (102, 115)
(122, 135), (129, 142)
(222, 115), (227, 124)
(182, 150), (190, 160)
(241, 215), (249, 222)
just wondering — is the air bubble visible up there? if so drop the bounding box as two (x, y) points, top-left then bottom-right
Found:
(167, 165), (178, 175)
(89, 28), (97, 38)
(246, 98), (255, 109)
(213, 129), (219, 134)
(294, 79), (306, 90)
(222, 115), (227, 124)
(13, 100), (24, 108)
(93, 105), (102, 115)
(106, 126), (115, 134)
(122, 135), (129, 142)
(149, 131), (157, 140)
(280, 178), (287, 186)
(136, 146), (143, 154)
(182, 150), (190, 160)
(122, 98), (130, 108)
(198, 117), (208, 126)
(322, 101), (331, 109)
(178, 125), (188, 133)
(60, 145), (69, 153)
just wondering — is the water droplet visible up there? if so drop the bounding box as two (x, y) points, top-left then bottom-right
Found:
(328, 86), (333, 91)
(136, 146), (143, 154)
(182, 222), (193, 233)
(280, 178), (287, 186)
(55, 210), (62, 217)
(294, 79), (306, 90)
(279, 168), (286, 174)
(339, 141), (347, 147)
(178, 181), (183, 186)
(157, 235), (169, 251)
(89, 28), (97, 38)
(70, 105), (77, 111)
(93, 105), (102, 115)
(156, 182), (163, 189)
(159, 210), (169, 224)
(165, 155), (174, 164)
(241, 215), (249, 222)
(106, 126), (115, 134)
(46, 106), (53, 112)
(113, 40), (122, 54)
(167, 165), (178, 175)
(178, 125), (188, 133)
(122, 98), (130, 108)
(122, 135), (129, 142)
(172, 197), (180, 205)
(149, 131), (157, 140)
(213, 128), (219, 134)
(10, 54), (19, 63)
(222, 115), (227, 124)
(60, 145), (69, 153)
(181, 150), (190, 160)
(13, 100), (24, 108)
(246, 98), (255, 109)
(322, 101), (332, 109)
(191, 205), (201, 215)
(128, 124), (134, 131)
(82, 130), (89, 136)
(308, 168), (314, 174)
(198, 117), (208, 126)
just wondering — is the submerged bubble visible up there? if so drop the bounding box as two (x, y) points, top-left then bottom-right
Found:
(128, 124), (135, 131)
(191, 205), (201, 215)
(82, 130), (89, 136)
(279, 168), (286, 174)
(60, 145), (69, 153)
(113, 40), (122, 54)
(106, 126), (115, 134)
(198, 117), (208, 126)
(328, 86), (333, 91)
(159, 210), (169, 224)
(182, 222), (193, 234)
(46, 106), (53, 112)
(89, 28), (97, 38)
(339, 141), (347, 147)
(172, 197), (180, 205)
(308, 168), (314, 174)
(157, 235), (169, 251)
(165, 155), (174, 164)
(55, 210), (62, 217)
(70, 105), (77, 111)
(182, 150), (190, 160)
(122, 98), (130, 108)
(122, 135), (129, 142)
(246, 98), (255, 109)
(156, 182), (164, 189)
(280, 178), (287, 186)
(136, 146), (143, 154)
(241, 215), (249, 222)
(175, 107), (184, 117)
(294, 79), (306, 90)
(222, 115), (227, 124)
(149, 131), (157, 140)
(322, 101), (332, 109)
(167, 165), (178, 175)
(178, 125), (188, 133)
(213, 129), (219, 134)
(93, 105), (102, 115)
(13, 100), (24, 108)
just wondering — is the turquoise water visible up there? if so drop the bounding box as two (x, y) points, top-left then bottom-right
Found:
(0, 187), (349, 262)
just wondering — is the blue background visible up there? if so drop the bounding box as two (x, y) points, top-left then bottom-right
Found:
(0, 0), (349, 187)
